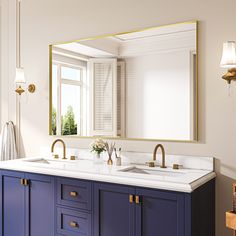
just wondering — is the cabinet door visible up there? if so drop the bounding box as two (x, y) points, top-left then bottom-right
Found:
(25, 173), (55, 236)
(0, 170), (26, 236)
(136, 188), (185, 236)
(94, 183), (135, 236)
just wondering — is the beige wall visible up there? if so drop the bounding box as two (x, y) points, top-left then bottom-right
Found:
(1, 0), (236, 235)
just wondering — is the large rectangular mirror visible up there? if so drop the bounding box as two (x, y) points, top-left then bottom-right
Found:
(49, 21), (198, 141)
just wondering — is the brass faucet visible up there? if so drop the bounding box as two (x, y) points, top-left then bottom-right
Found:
(51, 139), (67, 159)
(153, 144), (166, 168)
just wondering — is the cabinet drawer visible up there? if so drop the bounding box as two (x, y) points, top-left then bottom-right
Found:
(57, 207), (91, 236)
(57, 177), (92, 210)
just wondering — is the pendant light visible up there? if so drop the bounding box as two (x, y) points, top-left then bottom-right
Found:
(15, 0), (35, 95)
(220, 41), (236, 84)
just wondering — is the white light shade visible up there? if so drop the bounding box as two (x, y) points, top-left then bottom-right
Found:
(220, 41), (236, 68)
(15, 67), (26, 84)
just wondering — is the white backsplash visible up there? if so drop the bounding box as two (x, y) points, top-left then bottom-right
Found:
(40, 147), (214, 171)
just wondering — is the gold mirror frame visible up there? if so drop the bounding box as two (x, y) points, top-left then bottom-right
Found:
(49, 20), (198, 143)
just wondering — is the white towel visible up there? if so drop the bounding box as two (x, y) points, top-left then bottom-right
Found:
(0, 121), (18, 161)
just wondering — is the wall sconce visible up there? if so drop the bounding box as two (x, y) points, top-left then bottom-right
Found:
(15, 67), (36, 95)
(14, 0), (36, 96)
(220, 41), (236, 84)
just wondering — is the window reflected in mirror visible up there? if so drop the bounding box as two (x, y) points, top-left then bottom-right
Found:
(50, 21), (197, 141)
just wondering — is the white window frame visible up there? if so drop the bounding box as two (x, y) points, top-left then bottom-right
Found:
(52, 61), (86, 136)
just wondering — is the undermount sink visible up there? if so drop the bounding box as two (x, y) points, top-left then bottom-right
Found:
(22, 157), (90, 166)
(119, 166), (185, 177)
(24, 158), (61, 164)
(23, 158), (73, 167)
(27, 159), (51, 164)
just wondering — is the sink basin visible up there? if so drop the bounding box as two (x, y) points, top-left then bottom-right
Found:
(23, 158), (80, 164)
(22, 158), (92, 169)
(24, 158), (63, 164)
(27, 159), (51, 164)
(119, 166), (185, 177)
(22, 158), (72, 168)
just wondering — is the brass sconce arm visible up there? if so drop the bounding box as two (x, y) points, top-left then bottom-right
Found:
(222, 68), (236, 84)
(15, 84), (36, 95)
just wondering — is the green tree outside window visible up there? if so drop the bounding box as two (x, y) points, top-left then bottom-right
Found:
(62, 106), (78, 135)
(52, 107), (57, 135)
(51, 106), (78, 135)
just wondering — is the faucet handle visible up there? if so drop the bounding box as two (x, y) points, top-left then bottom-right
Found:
(53, 154), (59, 159)
(172, 164), (183, 170)
(145, 161), (155, 167)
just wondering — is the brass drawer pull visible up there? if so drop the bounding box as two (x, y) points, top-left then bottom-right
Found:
(20, 179), (29, 186)
(24, 179), (29, 186)
(135, 195), (141, 204)
(129, 194), (134, 203)
(20, 179), (24, 185)
(70, 191), (78, 197)
(70, 221), (78, 228)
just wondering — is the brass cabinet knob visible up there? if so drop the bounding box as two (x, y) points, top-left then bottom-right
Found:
(129, 195), (142, 204)
(129, 194), (134, 203)
(70, 191), (78, 197)
(70, 155), (76, 160)
(20, 179), (29, 186)
(24, 179), (29, 186)
(135, 195), (140, 204)
(70, 221), (78, 228)
(20, 179), (24, 185)
(135, 195), (142, 204)
(53, 154), (59, 159)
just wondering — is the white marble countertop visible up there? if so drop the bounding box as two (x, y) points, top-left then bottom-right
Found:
(0, 156), (216, 193)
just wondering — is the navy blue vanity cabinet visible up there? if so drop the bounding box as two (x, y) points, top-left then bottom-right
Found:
(25, 173), (55, 236)
(0, 170), (55, 236)
(185, 178), (215, 236)
(94, 179), (215, 236)
(56, 177), (92, 236)
(0, 171), (26, 236)
(0, 170), (215, 236)
(135, 188), (185, 236)
(94, 182), (136, 236)
(93, 183), (184, 236)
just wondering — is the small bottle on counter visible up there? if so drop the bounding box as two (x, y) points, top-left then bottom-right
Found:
(115, 157), (122, 166)
(114, 148), (122, 166)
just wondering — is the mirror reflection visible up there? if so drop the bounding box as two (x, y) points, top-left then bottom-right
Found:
(50, 21), (197, 141)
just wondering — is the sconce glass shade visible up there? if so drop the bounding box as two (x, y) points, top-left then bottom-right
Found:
(15, 67), (26, 84)
(220, 41), (236, 68)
